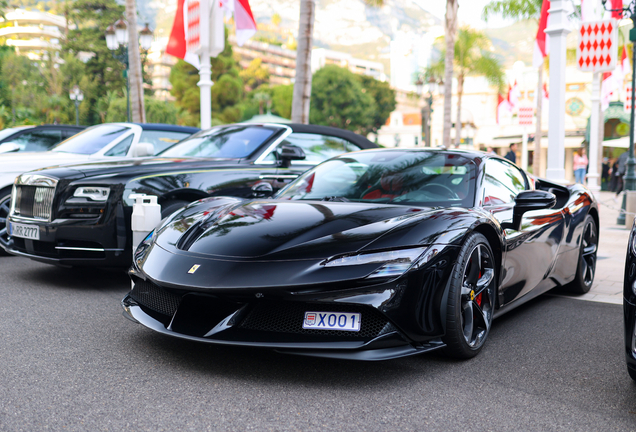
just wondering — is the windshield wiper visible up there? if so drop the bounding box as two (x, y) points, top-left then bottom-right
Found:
(321, 196), (350, 202)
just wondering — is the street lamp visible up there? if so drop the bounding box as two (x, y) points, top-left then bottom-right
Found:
(415, 76), (439, 147)
(602, 0), (636, 224)
(105, 18), (153, 122)
(69, 85), (84, 126)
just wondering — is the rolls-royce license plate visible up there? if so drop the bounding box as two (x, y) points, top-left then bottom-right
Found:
(10, 223), (39, 240)
(303, 311), (361, 332)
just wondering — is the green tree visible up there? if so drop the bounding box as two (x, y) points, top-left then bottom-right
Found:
(429, 27), (505, 147)
(309, 65), (375, 133)
(170, 27), (243, 126)
(105, 96), (181, 124)
(271, 84), (293, 119)
(239, 58), (270, 91)
(62, 0), (127, 125)
(356, 75), (396, 137)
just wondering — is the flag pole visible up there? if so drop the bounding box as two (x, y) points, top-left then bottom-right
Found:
(588, 72), (601, 193)
(198, 0), (213, 130)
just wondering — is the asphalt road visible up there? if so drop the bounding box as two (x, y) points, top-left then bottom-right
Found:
(1, 256), (635, 431)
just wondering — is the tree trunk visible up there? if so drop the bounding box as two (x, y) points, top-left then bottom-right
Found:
(126, 0), (145, 123)
(291, 0), (316, 124)
(454, 74), (463, 148)
(534, 68), (542, 175)
(443, 0), (458, 149)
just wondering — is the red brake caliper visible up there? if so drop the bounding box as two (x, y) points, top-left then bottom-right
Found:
(475, 271), (483, 306)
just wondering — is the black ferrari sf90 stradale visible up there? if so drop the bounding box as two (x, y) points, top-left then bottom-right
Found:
(122, 149), (598, 361)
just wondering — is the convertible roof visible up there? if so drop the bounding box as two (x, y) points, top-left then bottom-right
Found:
(134, 123), (200, 134)
(286, 123), (377, 149)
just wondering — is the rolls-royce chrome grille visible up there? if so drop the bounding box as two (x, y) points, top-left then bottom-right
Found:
(11, 175), (58, 221)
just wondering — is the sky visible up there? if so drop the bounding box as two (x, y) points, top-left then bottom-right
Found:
(416, 0), (518, 29)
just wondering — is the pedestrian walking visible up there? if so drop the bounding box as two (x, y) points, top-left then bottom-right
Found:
(573, 147), (588, 184)
(610, 158), (619, 192)
(616, 151), (628, 196)
(505, 143), (517, 164)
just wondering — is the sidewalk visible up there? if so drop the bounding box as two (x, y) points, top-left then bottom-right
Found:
(563, 190), (630, 305)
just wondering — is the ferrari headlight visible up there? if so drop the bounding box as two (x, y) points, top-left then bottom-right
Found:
(324, 247), (428, 279)
(73, 186), (110, 202)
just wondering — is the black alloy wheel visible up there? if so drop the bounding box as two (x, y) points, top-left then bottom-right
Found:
(443, 232), (496, 359)
(565, 214), (598, 294)
(0, 190), (11, 256)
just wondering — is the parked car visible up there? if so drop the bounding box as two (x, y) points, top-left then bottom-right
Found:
(0, 124), (85, 154)
(624, 219), (636, 380)
(3, 123), (376, 266)
(0, 122), (199, 255)
(120, 148), (599, 360)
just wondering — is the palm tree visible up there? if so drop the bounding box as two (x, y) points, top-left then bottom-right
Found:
(125, 0), (146, 123)
(443, 0), (458, 148)
(482, 0), (542, 173)
(291, 0), (383, 124)
(429, 27), (505, 147)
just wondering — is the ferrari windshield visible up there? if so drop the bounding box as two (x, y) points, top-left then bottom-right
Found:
(277, 150), (477, 207)
(159, 125), (277, 158)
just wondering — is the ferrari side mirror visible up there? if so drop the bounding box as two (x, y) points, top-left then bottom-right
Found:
(277, 144), (306, 168)
(251, 181), (274, 198)
(505, 190), (557, 231)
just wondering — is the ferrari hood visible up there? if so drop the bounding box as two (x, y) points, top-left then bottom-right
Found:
(157, 199), (460, 261)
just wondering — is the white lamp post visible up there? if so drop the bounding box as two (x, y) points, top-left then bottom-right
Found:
(545, 0), (571, 182)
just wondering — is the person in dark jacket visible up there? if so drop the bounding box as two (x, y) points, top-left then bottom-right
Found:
(616, 151), (629, 196)
(505, 143), (518, 164)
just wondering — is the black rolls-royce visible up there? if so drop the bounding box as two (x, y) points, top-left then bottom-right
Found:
(3, 123), (376, 267)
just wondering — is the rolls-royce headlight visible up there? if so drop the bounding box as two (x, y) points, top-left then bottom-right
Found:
(73, 186), (110, 202)
(324, 247), (429, 279)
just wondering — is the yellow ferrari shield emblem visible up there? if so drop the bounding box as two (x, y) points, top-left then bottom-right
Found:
(470, 290), (475, 301)
(188, 264), (200, 274)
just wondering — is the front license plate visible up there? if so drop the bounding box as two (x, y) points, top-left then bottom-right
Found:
(10, 223), (40, 240)
(303, 311), (361, 332)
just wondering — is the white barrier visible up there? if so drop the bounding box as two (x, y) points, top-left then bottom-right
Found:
(130, 194), (161, 256)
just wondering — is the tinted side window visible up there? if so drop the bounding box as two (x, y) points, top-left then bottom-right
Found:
(105, 135), (135, 157)
(13, 130), (62, 151)
(139, 130), (191, 154)
(275, 133), (361, 164)
(483, 159), (527, 205)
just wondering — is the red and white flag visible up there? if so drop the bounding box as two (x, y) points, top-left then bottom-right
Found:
(166, 0), (256, 69)
(508, 81), (521, 110)
(601, 46), (629, 110)
(497, 93), (512, 125)
(166, 0), (200, 68)
(533, 0), (550, 68)
(234, 0), (257, 46)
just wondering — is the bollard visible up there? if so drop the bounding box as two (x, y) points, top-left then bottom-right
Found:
(130, 194), (162, 256)
(626, 191), (636, 227)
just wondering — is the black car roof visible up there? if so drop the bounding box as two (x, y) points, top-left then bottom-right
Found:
(237, 122), (377, 149)
(285, 123), (377, 149)
(133, 123), (200, 134)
